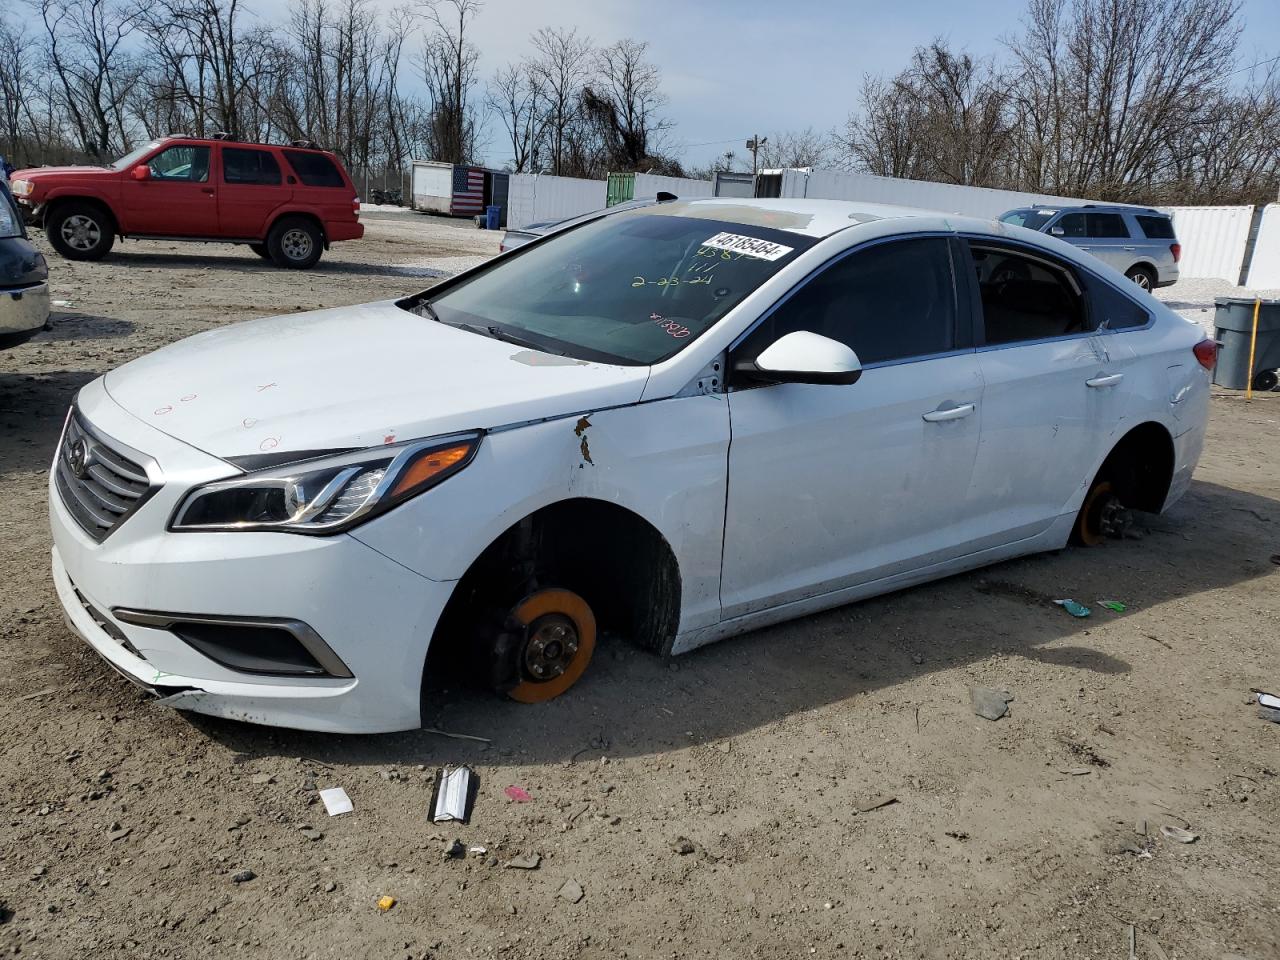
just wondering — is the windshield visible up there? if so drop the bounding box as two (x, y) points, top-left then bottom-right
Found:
(1000, 209), (1057, 231)
(422, 212), (816, 365)
(110, 141), (161, 171)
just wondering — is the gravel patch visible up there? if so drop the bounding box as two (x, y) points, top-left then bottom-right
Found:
(1155, 277), (1280, 335)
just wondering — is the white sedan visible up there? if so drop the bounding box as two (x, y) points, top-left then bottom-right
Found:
(48, 199), (1213, 732)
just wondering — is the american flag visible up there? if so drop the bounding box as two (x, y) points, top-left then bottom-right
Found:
(451, 166), (485, 215)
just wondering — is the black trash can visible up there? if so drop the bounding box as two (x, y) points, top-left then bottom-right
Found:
(1212, 297), (1280, 391)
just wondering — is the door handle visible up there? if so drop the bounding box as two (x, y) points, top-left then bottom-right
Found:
(1122, 245), (1136, 251)
(922, 403), (975, 422)
(201, 187), (215, 195)
(1086, 373), (1124, 388)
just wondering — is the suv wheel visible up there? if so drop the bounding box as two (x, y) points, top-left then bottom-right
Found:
(1125, 265), (1155, 291)
(267, 218), (323, 269)
(248, 243), (271, 260)
(46, 203), (116, 261)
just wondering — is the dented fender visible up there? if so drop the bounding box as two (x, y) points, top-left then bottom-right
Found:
(348, 395), (732, 636)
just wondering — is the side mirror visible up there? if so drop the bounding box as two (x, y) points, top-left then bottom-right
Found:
(1050, 225), (1065, 236)
(131, 164), (151, 181)
(735, 330), (862, 386)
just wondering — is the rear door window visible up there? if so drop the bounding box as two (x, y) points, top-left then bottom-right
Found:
(223, 148), (282, 185)
(740, 237), (960, 367)
(283, 151), (344, 187)
(1135, 215), (1175, 239)
(968, 242), (1088, 345)
(1087, 213), (1130, 238)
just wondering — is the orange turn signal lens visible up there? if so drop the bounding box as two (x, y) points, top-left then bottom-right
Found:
(389, 441), (474, 497)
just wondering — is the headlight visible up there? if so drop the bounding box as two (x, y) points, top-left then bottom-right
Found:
(170, 433), (480, 534)
(10, 180), (33, 197)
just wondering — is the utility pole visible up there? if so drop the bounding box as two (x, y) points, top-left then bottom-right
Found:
(746, 134), (767, 176)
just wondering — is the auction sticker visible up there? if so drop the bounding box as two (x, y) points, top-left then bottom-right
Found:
(702, 231), (795, 261)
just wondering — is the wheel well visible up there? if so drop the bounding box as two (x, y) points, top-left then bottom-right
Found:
(269, 212), (325, 245)
(1126, 262), (1156, 278)
(1096, 422), (1174, 512)
(429, 498), (682, 676)
(45, 196), (118, 233)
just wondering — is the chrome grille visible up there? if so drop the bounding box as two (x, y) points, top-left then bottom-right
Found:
(55, 412), (154, 541)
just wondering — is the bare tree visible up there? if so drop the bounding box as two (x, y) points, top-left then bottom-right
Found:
(1006, 0), (1244, 199)
(0, 23), (48, 164)
(416, 0), (481, 163)
(33, 0), (143, 158)
(487, 61), (545, 171)
(833, 42), (1011, 184)
(580, 38), (670, 170)
(757, 127), (832, 170)
(529, 26), (592, 175)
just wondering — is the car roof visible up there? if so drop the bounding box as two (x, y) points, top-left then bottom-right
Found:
(1005, 202), (1167, 217)
(160, 135), (333, 154)
(634, 197), (946, 238)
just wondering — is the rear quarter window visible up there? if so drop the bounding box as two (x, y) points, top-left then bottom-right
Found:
(1089, 278), (1150, 330)
(283, 151), (345, 187)
(1135, 215), (1176, 240)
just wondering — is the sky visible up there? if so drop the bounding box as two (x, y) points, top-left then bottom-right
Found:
(261, 0), (1280, 171)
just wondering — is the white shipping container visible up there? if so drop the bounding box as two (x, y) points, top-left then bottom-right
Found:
(411, 160), (455, 215)
(1160, 206), (1254, 283)
(1246, 204), (1280, 289)
(768, 167), (1105, 220)
(506, 174), (607, 230)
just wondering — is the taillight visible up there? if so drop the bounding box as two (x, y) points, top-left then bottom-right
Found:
(353, 199), (361, 216)
(1193, 339), (1217, 370)
(1170, 243), (1181, 263)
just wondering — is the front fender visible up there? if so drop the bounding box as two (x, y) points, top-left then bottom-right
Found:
(348, 395), (731, 635)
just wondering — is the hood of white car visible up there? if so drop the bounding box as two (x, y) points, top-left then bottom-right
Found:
(102, 299), (650, 460)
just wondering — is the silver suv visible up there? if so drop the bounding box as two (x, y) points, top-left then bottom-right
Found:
(998, 204), (1180, 290)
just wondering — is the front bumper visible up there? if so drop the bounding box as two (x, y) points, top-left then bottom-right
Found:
(48, 381), (457, 733)
(0, 280), (50, 347)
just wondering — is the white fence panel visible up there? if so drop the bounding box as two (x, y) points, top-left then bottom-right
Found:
(506, 174), (607, 230)
(411, 160), (453, 215)
(1245, 204), (1280, 289)
(633, 173), (713, 200)
(1163, 206), (1253, 282)
(773, 168), (1100, 220)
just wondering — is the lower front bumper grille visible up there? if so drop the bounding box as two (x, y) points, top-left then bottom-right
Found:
(55, 410), (157, 542)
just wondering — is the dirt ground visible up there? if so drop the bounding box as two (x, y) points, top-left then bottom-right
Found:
(2, 213), (1278, 960)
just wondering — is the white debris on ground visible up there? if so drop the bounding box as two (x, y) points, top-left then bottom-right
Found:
(1154, 277), (1280, 336)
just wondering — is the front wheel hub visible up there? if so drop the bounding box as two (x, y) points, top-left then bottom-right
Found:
(502, 588), (597, 703)
(523, 614), (579, 680)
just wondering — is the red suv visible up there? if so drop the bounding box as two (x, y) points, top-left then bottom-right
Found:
(10, 136), (363, 269)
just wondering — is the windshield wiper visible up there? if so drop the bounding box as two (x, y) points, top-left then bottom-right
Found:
(416, 299), (442, 323)
(481, 324), (560, 353)
(420, 301), (567, 356)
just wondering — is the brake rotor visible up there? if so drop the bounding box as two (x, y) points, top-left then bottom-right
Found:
(1077, 481), (1131, 545)
(504, 588), (596, 703)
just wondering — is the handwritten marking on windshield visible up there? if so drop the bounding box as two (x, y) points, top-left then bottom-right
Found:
(650, 313), (691, 339)
(632, 274), (713, 288)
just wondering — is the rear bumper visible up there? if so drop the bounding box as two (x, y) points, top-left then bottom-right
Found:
(327, 220), (364, 242)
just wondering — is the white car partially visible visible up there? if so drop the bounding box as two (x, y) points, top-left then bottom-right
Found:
(48, 198), (1213, 733)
